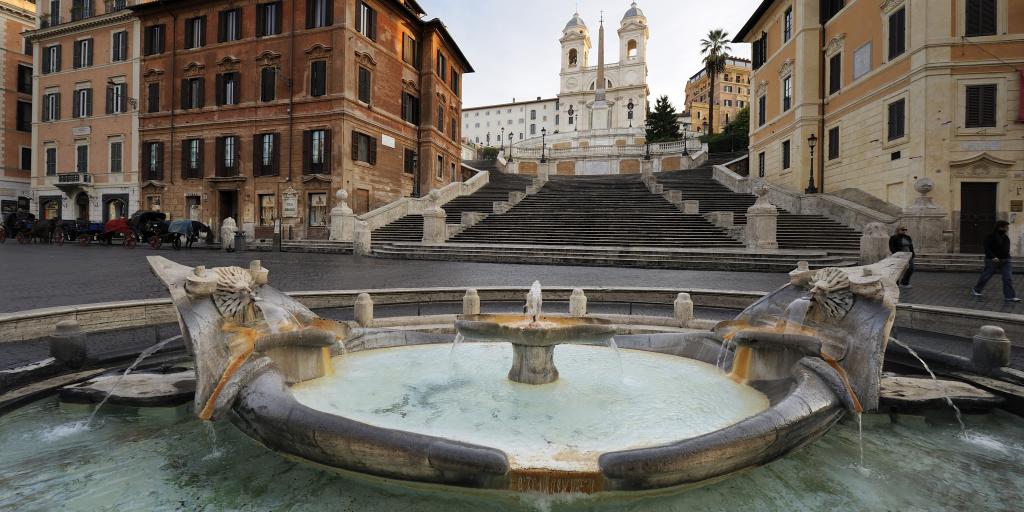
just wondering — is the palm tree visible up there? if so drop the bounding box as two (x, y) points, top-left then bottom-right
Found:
(700, 29), (732, 136)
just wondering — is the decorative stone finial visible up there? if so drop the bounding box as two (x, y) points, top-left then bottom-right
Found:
(907, 176), (939, 211)
(336, 189), (348, 202)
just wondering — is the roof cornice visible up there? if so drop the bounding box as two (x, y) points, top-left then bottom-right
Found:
(23, 10), (133, 41)
(0, 2), (35, 23)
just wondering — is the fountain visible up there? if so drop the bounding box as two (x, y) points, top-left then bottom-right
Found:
(144, 253), (914, 496)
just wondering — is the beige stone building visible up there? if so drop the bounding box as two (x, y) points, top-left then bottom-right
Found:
(736, 0), (1024, 253)
(684, 57), (751, 134)
(0, 0), (34, 215)
(26, 0), (149, 222)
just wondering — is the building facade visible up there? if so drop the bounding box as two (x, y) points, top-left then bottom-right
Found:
(683, 57), (751, 134)
(131, 0), (470, 240)
(0, 0), (34, 215)
(461, 97), (558, 147)
(26, 0), (147, 223)
(736, 0), (1024, 253)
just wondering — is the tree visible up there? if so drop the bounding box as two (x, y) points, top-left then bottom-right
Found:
(704, 106), (749, 152)
(700, 28), (732, 136)
(645, 95), (681, 143)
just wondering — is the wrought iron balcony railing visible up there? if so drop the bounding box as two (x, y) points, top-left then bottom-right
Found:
(57, 172), (93, 185)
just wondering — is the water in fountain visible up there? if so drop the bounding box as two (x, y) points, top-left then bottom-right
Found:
(783, 296), (813, 333)
(608, 337), (624, 380)
(258, 301), (299, 333)
(203, 421), (224, 461)
(525, 281), (543, 323)
(890, 338), (966, 434)
(86, 334), (183, 427)
(448, 333), (466, 370)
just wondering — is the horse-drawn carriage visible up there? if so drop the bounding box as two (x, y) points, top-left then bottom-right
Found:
(130, 211), (209, 250)
(1, 212), (63, 244)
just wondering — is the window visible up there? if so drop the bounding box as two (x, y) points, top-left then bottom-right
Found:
(888, 7), (906, 60)
(43, 45), (61, 74)
(76, 144), (89, 173)
(350, 131), (375, 165)
(305, 129), (332, 173)
(256, 2), (283, 37)
(758, 152), (765, 177)
(355, 1), (377, 40)
(21, 147), (31, 171)
(109, 141), (123, 173)
(724, 86), (733, 93)
(23, 36), (32, 56)
(965, 84), (997, 128)
(218, 9), (241, 42)
(435, 155), (443, 179)
(627, 39), (638, 58)
(72, 39), (93, 68)
(450, 117), (456, 139)
(401, 93), (420, 124)
(828, 53), (842, 94)
(781, 140), (791, 170)
(43, 92), (60, 121)
(216, 136), (238, 176)
(143, 142), (164, 180)
(310, 60), (326, 97)
(147, 83), (160, 113)
(751, 32), (767, 70)
(358, 66), (371, 103)
(308, 193), (328, 227)
(181, 77), (204, 109)
(724, 99), (733, 107)
(144, 25), (165, 55)
(758, 95), (766, 126)
(217, 72), (240, 106)
(821, 0), (844, 23)
(16, 101), (31, 132)
(106, 82), (127, 114)
(306, 0), (332, 29)
(402, 34), (419, 67)
(46, 147), (57, 176)
(182, 138), (203, 178)
(530, 110), (536, 120)
(965, 0), (997, 37)
(184, 16), (206, 49)
(111, 31), (128, 61)
(530, 124), (536, 135)
(451, 69), (460, 95)
(436, 106), (444, 131)
(71, 0), (92, 21)
(568, 48), (578, 67)
(73, 87), (92, 118)
(17, 64), (32, 94)
(404, 148), (415, 175)
(255, 133), (279, 175)
(261, 68), (276, 102)
(450, 162), (457, 182)
(259, 195), (277, 226)
(828, 126), (840, 160)
(783, 7), (792, 42)
(436, 51), (447, 80)
(887, 98), (905, 141)
(782, 76), (792, 112)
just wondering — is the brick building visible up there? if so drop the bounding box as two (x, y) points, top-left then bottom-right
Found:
(0, 0), (34, 215)
(130, 0), (471, 240)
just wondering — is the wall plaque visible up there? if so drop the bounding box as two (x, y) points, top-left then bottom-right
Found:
(1012, 200), (1023, 213)
(282, 187), (299, 218)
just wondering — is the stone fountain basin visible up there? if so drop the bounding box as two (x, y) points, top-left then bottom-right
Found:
(454, 314), (615, 346)
(226, 332), (845, 495)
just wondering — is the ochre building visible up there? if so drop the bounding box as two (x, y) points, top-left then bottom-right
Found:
(736, 0), (1024, 253)
(0, 0), (34, 215)
(683, 57), (751, 135)
(131, 0), (471, 240)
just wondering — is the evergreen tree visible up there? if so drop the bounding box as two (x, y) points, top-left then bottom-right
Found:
(645, 95), (681, 143)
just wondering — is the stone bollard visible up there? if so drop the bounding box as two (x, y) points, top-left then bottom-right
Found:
(746, 182), (778, 250)
(422, 208), (447, 245)
(674, 293), (693, 326)
(859, 222), (890, 265)
(329, 189), (356, 242)
(972, 325), (1011, 374)
(463, 289), (480, 316)
(569, 289), (587, 317)
(354, 293), (374, 327)
(353, 221), (372, 256)
(664, 190), (682, 204)
(683, 200), (700, 215)
(49, 320), (88, 369)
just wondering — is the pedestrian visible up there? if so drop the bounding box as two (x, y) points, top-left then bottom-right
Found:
(972, 220), (1020, 303)
(888, 226), (915, 288)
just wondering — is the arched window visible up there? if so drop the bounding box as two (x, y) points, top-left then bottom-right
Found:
(568, 49), (578, 67)
(588, 79), (613, 90)
(627, 40), (638, 59)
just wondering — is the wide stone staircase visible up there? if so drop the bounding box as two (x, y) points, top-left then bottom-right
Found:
(656, 154), (862, 252)
(371, 171), (534, 243)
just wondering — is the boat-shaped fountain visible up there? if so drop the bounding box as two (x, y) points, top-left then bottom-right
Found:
(147, 252), (910, 495)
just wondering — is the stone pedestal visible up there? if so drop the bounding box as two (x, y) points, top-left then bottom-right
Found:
(569, 289), (587, 317)
(683, 200), (700, 215)
(354, 293), (373, 327)
(674, 293), (693, 326)
(860, 222), (891, 265)
(353, 221), (371, 256)
(972, 325), (1011, 374)
(745, 183), (778, 250)
(899, 177), (950, 253)
(329, 190), (355, 242)
(509, 345), (558, 385)
(463, 289), (480, 316)
(49, 320), (88, 369)
(422, 208), (447, 245)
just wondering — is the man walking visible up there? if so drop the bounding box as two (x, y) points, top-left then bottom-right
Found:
(972, 220), (1020, 303)
(889, 226), (915, 287)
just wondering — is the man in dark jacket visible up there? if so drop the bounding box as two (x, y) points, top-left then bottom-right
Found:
(972, 220), (1020, 302)
(889, 226), (915, 287)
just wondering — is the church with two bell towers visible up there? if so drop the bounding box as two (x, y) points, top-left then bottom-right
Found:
(558, 2), (650, 132)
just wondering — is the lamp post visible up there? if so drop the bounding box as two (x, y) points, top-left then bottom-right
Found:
(682, 126), (689, 157)
(501, 127), (506, 159)
(540, 126), (548, 162)
(805, 133), (819, 194)
(627, 99), (634, 128)
(644, 141), (651, 160)
(508, 132), (514, 163)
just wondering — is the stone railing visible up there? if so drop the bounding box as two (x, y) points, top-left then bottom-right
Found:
(357, 171), (489, 231)
(512, 139), (703, 160)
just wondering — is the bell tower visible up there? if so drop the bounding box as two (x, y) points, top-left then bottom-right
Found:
(618, 2), (648, 64)
(560, 11), (591, 73)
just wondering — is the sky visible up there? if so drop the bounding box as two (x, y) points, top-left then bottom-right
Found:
(424, 0), (762, 110)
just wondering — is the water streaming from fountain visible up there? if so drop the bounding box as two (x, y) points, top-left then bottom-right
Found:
(608, 337), (624, 380)
(783, 296), (812, 333)
(86, 334), (183, 427)
(258, 301), (299, 333)
(890, 338), (966, 433)
(525, 281), (543, 323)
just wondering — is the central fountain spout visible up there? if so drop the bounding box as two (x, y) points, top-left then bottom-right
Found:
(455, 283), (615, 385)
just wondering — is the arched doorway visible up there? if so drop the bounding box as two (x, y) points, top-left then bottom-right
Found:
(76, 193), (90, 221)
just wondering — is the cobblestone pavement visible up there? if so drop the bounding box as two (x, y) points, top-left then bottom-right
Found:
(0, 243), (1018, 313)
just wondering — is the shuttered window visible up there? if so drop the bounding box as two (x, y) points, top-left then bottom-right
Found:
(887, 99), (905, 141)
(965, 0), (997, 37)
(781, 140), (791, 169)
(256, 2), (283, 37)
(752, 32), (767, 70)
(105, 83), (127, 114)
(181, 77), (204, 109)
(965, 84), (997, 128)
(215, 136), (239, 177)
(184, 16), (206, 50)
(358, 66), (371, 103)
(111, 31), (128, 61)
(144, 25), (165, 55)
(402, 34), (418, 67)
(73, 88), (92, 118)
(181, 139), (203, 179)
(147, 83), (160, 113)
(404, 149), (416, 175)
(828, 126), (840, 160)
(254, 133), (280, 176)
(401, 93), (420, 124)
(355, 1), (377, 40)
(43, 45), (61, 74)
(820, 0), (844, 23)
(757, 95), (766, 126)
(261, 68), (276, 102)
(310, 60), (326, 97)
(16, 101), (31, 131)
(888, 7), (906, 60)
(350, 131), (376, 165)
(828, 53), (841, 94)
(216, 72), (240, 106)
(306, 0), (332, 29)
(304, 129), (333, 173)
(143, 141), (164, 180)
(73, 38), (92, 68)
(218, 9), (241, 42)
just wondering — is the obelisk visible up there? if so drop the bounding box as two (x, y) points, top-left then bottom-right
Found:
(591, 12), (610, 130)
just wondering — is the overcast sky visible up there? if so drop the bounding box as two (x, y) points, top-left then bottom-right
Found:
(424, 0), (761, 110)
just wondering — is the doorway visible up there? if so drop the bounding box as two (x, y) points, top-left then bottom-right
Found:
(354, 189), (370, 214)
(76, 193), (89, 221)
(218, 190), (238, 227)
(960, 182), (997, 254)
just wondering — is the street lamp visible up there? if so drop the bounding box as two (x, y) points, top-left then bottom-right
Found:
(540, 127), (547, 163)
(627, 99), (634, 128)
(501, 127), (506, 158)
(508, 133), (514, 163)
(682, 126), (689, 157)
(805, 133), (819, 194)
(644, 140), (651, 160)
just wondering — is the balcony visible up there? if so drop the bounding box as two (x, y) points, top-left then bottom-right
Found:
(55, 172), (93, 192)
